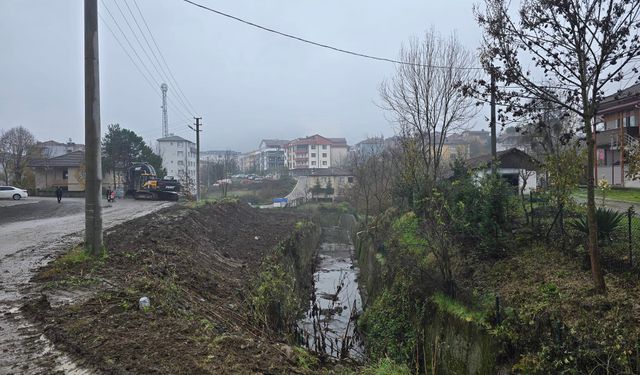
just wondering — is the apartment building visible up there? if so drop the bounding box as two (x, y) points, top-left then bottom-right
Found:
(157, 135), (197, 186)
(286, 135), (348, 170)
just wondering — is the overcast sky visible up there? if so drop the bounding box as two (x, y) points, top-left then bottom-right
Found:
(0, 0), (486, 152)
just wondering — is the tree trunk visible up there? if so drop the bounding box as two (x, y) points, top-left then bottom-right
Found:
(584, 115), (606, 293)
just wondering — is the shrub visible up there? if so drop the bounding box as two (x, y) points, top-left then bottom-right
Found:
(567, 207), (624, 244)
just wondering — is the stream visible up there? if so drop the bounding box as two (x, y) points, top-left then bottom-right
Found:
(298, 223), (365, 360)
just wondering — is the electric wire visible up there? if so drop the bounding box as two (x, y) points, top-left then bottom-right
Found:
(99, 10), (194, 126)
(101, 0), (194, 123)
(181, 0), (484, 71)
(134, 0), (199, 115)
(121, 0), (198, 117)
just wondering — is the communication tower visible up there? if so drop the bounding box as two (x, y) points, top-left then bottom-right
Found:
(161, 83), (169, 137)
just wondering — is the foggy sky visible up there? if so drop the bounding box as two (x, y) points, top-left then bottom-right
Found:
(0, 0), (486, 152)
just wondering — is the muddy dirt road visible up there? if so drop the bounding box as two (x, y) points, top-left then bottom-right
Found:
(0, 198), (173, 374)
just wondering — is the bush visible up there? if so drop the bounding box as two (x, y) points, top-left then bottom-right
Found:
(358, 284), (424, 364)
(567, 207), (625, 244)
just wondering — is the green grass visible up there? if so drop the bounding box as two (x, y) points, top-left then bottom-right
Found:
(574, 187), (640, 204)
(432, 292), (489, 327)
(359, 358), (411, 375)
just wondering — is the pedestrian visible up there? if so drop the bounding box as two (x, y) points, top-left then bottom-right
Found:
(55, 186), (63, 204)
(106, 187), (111, 200)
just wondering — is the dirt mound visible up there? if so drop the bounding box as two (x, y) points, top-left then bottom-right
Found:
(24, 201), (334, 374)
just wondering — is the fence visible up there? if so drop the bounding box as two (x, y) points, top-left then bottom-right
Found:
(530, 192), (640, 274)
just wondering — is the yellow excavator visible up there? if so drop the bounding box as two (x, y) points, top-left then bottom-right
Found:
(125, 163), (180, 201)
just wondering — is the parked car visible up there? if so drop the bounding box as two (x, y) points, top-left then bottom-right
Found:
(0, 186), (28, 200)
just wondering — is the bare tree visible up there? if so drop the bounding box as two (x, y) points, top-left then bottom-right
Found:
(0, 126), (35, 184)
(476, 0), (640, 293)
(380, 29), (480, 185)
(0, 130), (10, 185)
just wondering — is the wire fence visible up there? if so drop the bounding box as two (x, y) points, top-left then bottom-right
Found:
(530, 192), (640, 275)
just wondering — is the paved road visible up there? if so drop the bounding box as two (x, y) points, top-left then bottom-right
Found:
(285, 176), (309, 206)
(0, 198), (173, 374)
(574, 196), (636, 213)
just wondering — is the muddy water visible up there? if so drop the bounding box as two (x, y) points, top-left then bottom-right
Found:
(298, 225), (365, 360)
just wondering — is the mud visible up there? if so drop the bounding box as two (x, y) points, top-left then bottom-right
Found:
(22, 202), (342, 374)
(0, 199), (171, 374)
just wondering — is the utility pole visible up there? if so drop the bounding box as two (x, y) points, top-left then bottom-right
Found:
(490, 70), (497, 173)
(84, 0), (103, 255)
(189, 117), (202, 201)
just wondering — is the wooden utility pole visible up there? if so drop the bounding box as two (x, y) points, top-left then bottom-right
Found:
(190, 117), (202, 201)
(84, 0), (103, 255)
(490, 71), (497, 173)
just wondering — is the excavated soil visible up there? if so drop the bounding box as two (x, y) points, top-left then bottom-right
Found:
(22, 202), (336, 374)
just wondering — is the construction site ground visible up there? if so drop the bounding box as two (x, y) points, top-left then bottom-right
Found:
(14, 200), (349, 374)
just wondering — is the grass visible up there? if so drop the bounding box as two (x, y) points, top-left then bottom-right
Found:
(359, 358), (411, 375)
(38, 245), (106, 280)
(431, 292), (489, 328)
(574, 186), (640, 204)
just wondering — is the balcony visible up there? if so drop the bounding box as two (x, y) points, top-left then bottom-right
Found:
(595, 126), (639, 148)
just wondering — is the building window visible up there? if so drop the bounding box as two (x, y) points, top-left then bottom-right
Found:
(322, 153), (327, 158)
(177, 142), (182, 147)
(322, 145), (327, 150)
(311, 161), (316, 166)
(311, 153), (316, 157)
(62, 168), (68, 180)
(322, 161), (327, 166)
(348, 177), (354, 183)
(626, 115), (637, 127)
(311, 145), (316, 149)
(177, 151), (183, 157)
(178, 161), (184, 165)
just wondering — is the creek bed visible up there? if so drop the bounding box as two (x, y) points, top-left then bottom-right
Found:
(298, 225), (365, 360)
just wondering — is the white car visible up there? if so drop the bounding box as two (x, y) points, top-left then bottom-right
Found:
(0, 186), (28, 200)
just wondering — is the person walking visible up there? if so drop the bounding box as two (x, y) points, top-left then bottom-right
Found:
(55, 186), (63, 203)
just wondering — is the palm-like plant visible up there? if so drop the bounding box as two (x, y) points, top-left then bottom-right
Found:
(568, 207), (625, 244)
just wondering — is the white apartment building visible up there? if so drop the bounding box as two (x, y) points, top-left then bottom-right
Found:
(286, 134), (348, 170)
(157, 135), (197, 189)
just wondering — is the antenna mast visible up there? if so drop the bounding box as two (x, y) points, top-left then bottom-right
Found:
(161, 83), (169, 137)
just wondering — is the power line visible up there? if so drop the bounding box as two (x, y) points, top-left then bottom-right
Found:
(101, 0), (194, 122)
(99, 10), (194, 125)
(133, 0), (199, 115)
(121, 0), (198, 117)
(181, 0), (484, 71)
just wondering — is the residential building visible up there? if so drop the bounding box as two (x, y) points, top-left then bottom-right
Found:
(200, 150), (240, 164)
(257, 139), (289, 173)
(157, 135), (197, 188)
(354, 137), (385, 157)
(34, 139), (85, 158)
(461, 148), (539, 194)
(595, 82), (640, 187)
(238, 150), (260, 173)
(286, 134), (348, 170)
(286, 167), (355, 206)
(30, 151), (86, 192)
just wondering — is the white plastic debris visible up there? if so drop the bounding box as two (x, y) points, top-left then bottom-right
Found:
(139, 296), (151, 310)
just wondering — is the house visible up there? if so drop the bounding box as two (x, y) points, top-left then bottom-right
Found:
(30, 150), (86, 192)
(34, 139), (85, 158)
(594, 82), (640, 187)
(286, 135), (348, 170)
(462, 148), (539, 194)
(157, 135), (196, 189)
(286, 167), (355, 205)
